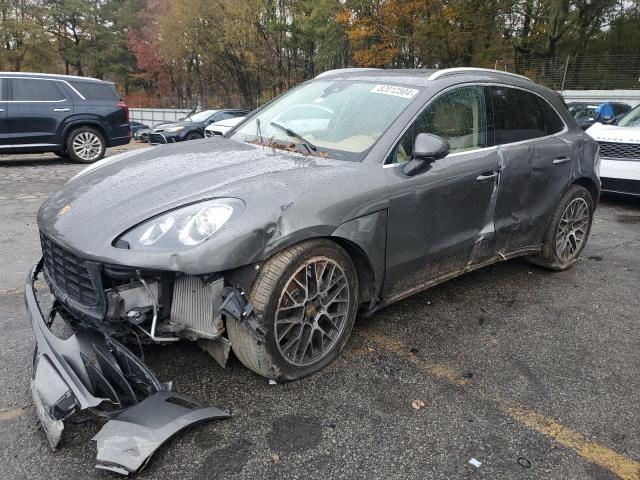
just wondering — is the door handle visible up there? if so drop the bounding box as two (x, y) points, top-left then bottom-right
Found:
(53, 108), (70, 112)
(552, 156), (570, 165)
(476, 172), (498, 181)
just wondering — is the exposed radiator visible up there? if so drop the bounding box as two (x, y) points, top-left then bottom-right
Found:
(170, 276), (224, 339)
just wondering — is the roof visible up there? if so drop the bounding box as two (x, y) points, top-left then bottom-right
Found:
(314, 67), (534, 87)
(0, 72), (108, 83)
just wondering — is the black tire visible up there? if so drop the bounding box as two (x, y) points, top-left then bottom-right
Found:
(227, 239), (359, 381)
(185, 132), (203, 141)
(66, 126), (106, 164)
(527, 185), (594, 271)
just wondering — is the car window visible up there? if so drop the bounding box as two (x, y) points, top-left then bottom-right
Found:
(390, 85), (487, 163)
(618, 105), (640, 127)
(0, 79), (4, 101)
(69, 81), (119, 101)
(612, 104), (630, 116)
(491, 86), (554, 144)
(232, 80), (420, 162)
(535, 96), (564, 135)
(12, 79), (65, 101)
(211, 112), (235, 122)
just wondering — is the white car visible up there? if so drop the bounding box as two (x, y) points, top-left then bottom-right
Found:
(586, 105), (640, 196)
(204, 116), (245, 137)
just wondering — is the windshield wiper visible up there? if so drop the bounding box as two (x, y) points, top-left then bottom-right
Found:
(269, 121), (317, 154)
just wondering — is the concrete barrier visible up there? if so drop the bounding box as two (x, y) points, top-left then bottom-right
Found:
(561, 90), (640, 107)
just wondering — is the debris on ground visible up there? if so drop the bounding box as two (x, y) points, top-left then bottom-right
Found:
(411, 399), (426, 410)
(469, 458), (482, 468)
(269, 379), (277, 385)
(271, 454), (280, 464)
(517, 457), (532, 468)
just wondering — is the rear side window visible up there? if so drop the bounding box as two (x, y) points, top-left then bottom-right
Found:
(536, 96), (564, 135)
(0, 79), (4, 100)
(491, 87), (548, 144)
(69, 81), (119, 101)
(12, 79), (65, 101)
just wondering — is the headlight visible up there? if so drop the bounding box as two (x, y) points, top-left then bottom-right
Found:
(117, 198), (243, 250)
(166, 126), (185, 132)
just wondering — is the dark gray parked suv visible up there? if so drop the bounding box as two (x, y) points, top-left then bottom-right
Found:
(25, 67), (600, 472)
(0, 72), (130, 163)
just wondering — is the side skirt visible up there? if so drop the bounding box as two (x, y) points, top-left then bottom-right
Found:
(362, 245), (541, 317)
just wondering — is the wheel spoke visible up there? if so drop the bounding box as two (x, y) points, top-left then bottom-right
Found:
(275, 256), (350, 367)
(555, 198), (590, 261)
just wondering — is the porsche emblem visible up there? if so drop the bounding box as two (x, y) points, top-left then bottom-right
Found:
(58, 204), (71, 216)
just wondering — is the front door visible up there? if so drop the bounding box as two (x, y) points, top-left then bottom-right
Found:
(0, 79), (9, 150)
(7, 78), (72, 148)
(383, 85), (501, 298)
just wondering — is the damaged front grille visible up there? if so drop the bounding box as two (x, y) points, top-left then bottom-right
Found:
(598, 141), (640, 161)
(40, 233), (99, 306)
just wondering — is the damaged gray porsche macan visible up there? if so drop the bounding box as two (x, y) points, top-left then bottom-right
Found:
(25, 67), (600, 473)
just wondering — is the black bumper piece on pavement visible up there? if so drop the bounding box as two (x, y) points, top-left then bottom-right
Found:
(26, 259), (231, 474)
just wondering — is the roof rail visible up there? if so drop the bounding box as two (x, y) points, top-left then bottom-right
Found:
(0, 71), (104, 82)
(427, 67), (531, 82)
(315, 68), (381, 79)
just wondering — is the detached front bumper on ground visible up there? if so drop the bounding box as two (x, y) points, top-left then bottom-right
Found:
(26, 259), (231, 475)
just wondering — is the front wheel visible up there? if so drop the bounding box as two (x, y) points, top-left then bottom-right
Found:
(227, 239), (359, 381)
(527, 185), (594, 270)
(185, 132), (203, 141)
(66, 127), (106, 163)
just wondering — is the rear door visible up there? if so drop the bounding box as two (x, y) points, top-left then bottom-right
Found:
(7, 78), (73, 147)
(490, 86), (570, 253)
(0, 79), (9, 149)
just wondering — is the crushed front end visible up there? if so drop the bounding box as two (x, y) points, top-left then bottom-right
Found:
(25, 231), (263, 474)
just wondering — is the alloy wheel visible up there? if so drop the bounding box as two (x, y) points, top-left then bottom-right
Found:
(274, 257), (350, 367)
(72, 132), (103, 162)
(556, 197), (590, 261)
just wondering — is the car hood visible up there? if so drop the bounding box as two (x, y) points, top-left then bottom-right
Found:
(586, 123), (640, 144)
(38, 138), (387, 273)
(154, 121), (199, 131)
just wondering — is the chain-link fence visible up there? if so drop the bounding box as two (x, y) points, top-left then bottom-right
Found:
(495, 55), (640, 91)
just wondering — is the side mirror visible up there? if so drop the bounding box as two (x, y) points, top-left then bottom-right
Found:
(402, 133), (450, 176)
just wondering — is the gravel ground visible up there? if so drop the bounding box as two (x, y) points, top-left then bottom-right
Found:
(0, 144), (638, 480)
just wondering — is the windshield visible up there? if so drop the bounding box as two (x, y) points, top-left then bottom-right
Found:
(618, 105), (640, 127)
(231, 80), (421, 161)
(187, 110), (218, 122)
(569, 104), (599, 120)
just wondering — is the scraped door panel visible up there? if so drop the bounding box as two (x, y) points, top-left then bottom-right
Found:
(382, 85), (499, 298)
(383, 149), (500, 297)
(489, 85), (571, 254)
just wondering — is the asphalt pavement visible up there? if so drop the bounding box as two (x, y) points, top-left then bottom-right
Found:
(0, 146), (638, 479)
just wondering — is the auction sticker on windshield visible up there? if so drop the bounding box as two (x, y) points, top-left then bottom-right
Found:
(370, 85), (419, 99)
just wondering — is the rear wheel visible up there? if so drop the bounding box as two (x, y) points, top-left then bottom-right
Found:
(66, 127), (106, 163)
(527, 185), (594, 270)
(227, 239), (359, 380)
